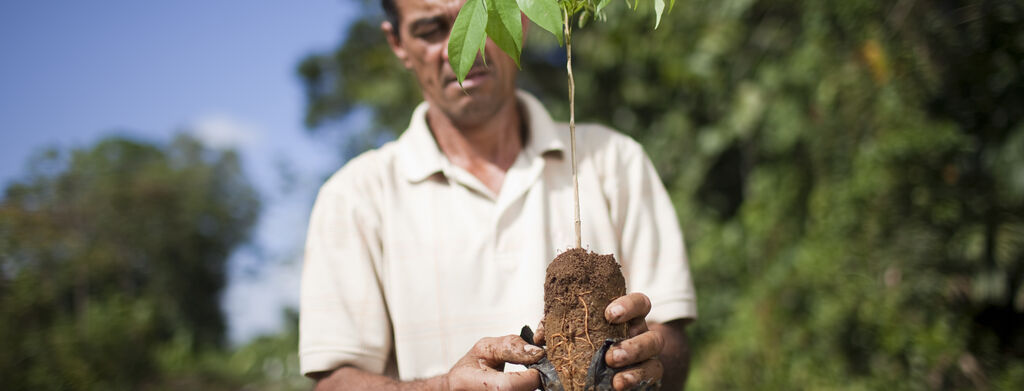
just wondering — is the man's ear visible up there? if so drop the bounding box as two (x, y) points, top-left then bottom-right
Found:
(382, 21), (411, 69)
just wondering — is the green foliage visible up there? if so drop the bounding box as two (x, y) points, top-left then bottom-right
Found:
(451, 0), (490, 84)
(517, 0), (564, 44)
(300, 0), (1024, 389)
(486, 0), (525, 67)
(0, 135), (260, 389)
(450, 0), (668, 83)
(148, 310), (309, 391)
(298, 11), (422, 137)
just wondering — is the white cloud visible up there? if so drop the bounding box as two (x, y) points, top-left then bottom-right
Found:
(190, 113), (264, 150)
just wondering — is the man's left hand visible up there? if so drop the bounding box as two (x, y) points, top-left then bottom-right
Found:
(603, 292), (664, 390)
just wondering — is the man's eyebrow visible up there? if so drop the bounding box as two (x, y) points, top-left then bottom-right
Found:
(409, 16), (445, 31)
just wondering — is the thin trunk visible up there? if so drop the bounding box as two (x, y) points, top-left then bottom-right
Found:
(564, 11), (581, 249)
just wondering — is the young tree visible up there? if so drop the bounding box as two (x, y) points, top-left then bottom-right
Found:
(448, 0), (668, 246)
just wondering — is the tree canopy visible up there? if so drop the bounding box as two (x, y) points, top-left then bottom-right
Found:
(299, 0), (1024, 388)
(0, 135), (260, 389)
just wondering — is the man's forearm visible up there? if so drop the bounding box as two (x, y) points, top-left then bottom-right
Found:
(650, 319), (692, 390)
(312, 366), (447, 391)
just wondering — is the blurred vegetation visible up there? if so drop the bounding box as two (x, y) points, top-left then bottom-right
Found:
(299, 0), (1024, 389)
(3, 0), (1021, 389)
(0, 135), (307, 390)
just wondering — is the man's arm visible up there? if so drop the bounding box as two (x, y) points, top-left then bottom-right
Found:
(311, 335), (544, 391)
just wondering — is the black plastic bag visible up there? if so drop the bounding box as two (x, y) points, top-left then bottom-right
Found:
(519, 326), (659, 391)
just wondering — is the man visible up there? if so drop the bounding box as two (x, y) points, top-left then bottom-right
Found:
(299, 0), (697, 389)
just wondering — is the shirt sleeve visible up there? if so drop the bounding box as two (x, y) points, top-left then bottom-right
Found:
(602, 131), (698, 324)
(299, 165), (393, 377)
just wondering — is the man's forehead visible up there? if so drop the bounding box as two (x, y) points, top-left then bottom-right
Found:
(395, 0), (467, 20)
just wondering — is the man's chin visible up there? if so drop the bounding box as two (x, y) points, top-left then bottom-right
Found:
(433, 89), (511, 126)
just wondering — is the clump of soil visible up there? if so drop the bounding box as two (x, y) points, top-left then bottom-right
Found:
(543, 248), (628, 391)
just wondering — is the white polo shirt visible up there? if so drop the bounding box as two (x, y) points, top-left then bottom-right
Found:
(299, 91), (697, 380)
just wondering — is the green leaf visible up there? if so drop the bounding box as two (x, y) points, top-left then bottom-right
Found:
(485, 0), (523, 67)
(479, 27), (487, 66)
(596, 0), (612, 14)
(668, 0), (676, 12)
(654, 0), (665, 28)
(449, 0), (488, 84)
(516, 0), (563, 45)
(578, 10), (590, 29)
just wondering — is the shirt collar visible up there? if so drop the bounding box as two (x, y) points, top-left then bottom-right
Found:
(518, 90), (568, 158)
(396, 90), (568, 183)
(396, 101), (446, 182)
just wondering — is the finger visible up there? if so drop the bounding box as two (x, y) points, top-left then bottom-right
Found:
(613, 359), (663, 391)
(453, 368), (541, 391)
(605, 330), (664, 368)
(626, 318), (649, 338)
(501, 368), (542, 391)
(480, 335), (546, 366)
(533, 320), (545, 345)
(605, 292), (652, 324)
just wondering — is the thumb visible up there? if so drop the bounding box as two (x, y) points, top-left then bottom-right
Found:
(533, 321), (545, 345)
(488, 335), (546, 365)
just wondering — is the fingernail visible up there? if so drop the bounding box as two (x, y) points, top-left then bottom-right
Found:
(609, 304), (624, 319)
(613, 348), (627, 363)
(524, 344), (543, 355)
(623, 372), (637, 384)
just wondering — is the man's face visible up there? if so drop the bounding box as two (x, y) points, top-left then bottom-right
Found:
(384, 0), (519, 127)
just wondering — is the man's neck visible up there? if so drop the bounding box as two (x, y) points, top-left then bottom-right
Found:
(426, 97), (522, 195)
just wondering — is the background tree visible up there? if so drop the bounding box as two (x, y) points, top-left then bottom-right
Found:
(298, 0), (1024, 389)
(0, 135), (260, 389)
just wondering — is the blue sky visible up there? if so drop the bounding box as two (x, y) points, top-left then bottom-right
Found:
(0, 1), (376, 343)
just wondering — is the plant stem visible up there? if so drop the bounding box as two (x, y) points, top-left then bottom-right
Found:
(564, 10), (581, 249)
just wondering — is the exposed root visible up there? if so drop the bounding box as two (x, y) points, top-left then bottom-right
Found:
(572, 376), (586, 389)
(577, 295), (596, 351)
(548, 333), (567, 352)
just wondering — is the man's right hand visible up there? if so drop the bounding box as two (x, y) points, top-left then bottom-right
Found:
(313, 335), (544, 391)
(444, 335), (545, 391)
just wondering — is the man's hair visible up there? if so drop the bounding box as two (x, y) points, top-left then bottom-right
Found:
(382, 0), (400, 38)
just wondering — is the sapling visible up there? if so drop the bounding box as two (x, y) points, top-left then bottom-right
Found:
(448, 1), (671, 389)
